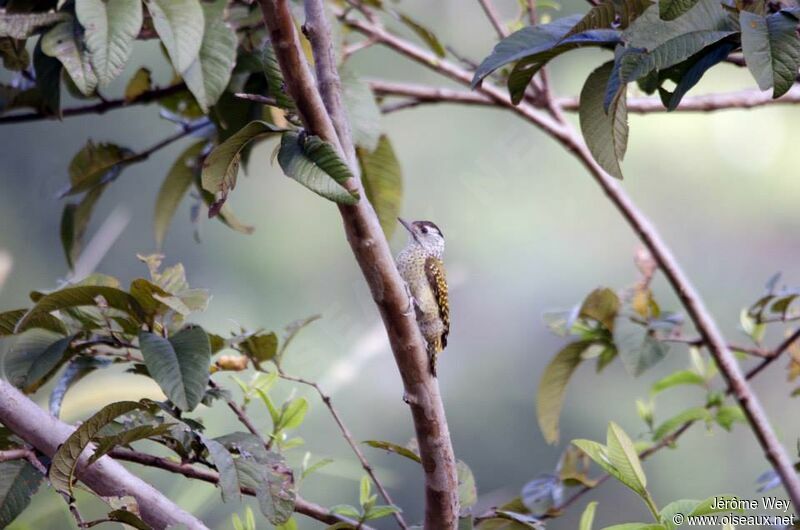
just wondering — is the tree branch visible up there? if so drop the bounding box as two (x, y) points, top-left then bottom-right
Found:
(0, 83), (186, 125)
(0, 379), (208, 530)
(108, 448), (372, 529)
(277, 368), (407, 528)
(258, 1), (460, 527)
(477, 0), (508, 38)
(337, 7), (800, 509)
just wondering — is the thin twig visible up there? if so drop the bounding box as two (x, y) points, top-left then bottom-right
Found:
(477, 0), (508, 38)
(277, 369), (408, 528)
(108, 448), (372, 529)
(0, 83), (186, 125)
(336, 5), (800, 510)
(660, 336), (770, 358)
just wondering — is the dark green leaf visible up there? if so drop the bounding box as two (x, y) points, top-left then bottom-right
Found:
(240, 332), (278, 364)
(277, 131), (359, 205)
(125, 67), (152, 101)
(0, 460), (43, 527)
(64, 141), (129, 196)
(0, 308), (66, 336)
(201, 120), (283, 215)
(61, 184), (106, 269)
(580, 61), (628, 180)
(155, 141), (206, 248)
(740, 9), (800, 98)
(201, 435), (240, 502)
(106, 509), (150, 530)
(660, 0), (700, 21)
(33, 39), (61, 115)
(579, 287), (620, 330)
(138, 326), (211, 412)
(567, 0), (652, 35)
(657, 41), (736, 110)
(90, 423), (174, 464)
(357, 135), (403, 239)
(537, 340), (593, 444)
(49, 400), (146, 495)
(50, 357), (112, 418)
(363, 440), (422, 464)
(261, 40), (295, 110)
(233, 454), (295, 524)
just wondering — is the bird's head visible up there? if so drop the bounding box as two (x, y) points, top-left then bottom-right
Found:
(398, 218), (445, 258)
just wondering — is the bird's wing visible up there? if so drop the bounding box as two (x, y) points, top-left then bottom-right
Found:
(425, 256), (449, 349)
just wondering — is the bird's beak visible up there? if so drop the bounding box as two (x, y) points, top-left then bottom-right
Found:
(398, 217), (413, 234)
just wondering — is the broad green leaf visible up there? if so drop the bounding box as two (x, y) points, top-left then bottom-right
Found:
(537, 340), (593, 444)
(652, 406), (710, 440)
(50, 357), (112, 418)
(201, 120), (283, 214)
(233, 454), (295, 524)
(144, 0), (204, 74)
(3, 330), (68, 389)
(365, 505), (401, 520)
(606, 422), (647, 497)
(183, 0), (237, 111)
(613, 317), (668, 376)
(64, 141), (129, 196)
(0, 308), (66, 336)
(49, 401), (145, 495)
(155, 141), (206, 248)
(572, 439), (617, 477)
(363, 440), (422, 464)
(277, 397), (308, 431)
(201, 435), (240, 502)
(567, 0), (652, 35)
(106, 510), (149, 530)
(125, 67), (152, 101)
(76, 0), (143, 86)
(0, 11), (68, 39)
(394, 10), (445, 57)
(261, 40), (294, 109)
(277, 131), (360, 205)
(239, 332), (278, 364)
(0, 460), (43, 527)
(580, 501), (598, 530)
(740, 10), (800, 98)
(359, 475), (371, 507)
(330, 504), (360, 519)
(580, 61), (628, 180)
(33, 40), (61, 115)
(659, 0), (700, 21)
(61, 184), (105, 269)
(656, 41), (736, 110)
(458, 460), (478, 511)
(341, 66), (382, 151)
(41, 19), (98, 96)
(659, 499), (700, 530)
(15, 286), (144, 333)
(650, 370), (706, 395)
(715, 405), (745, 431)
(20, 333), (74, 393)
(138, 326), (211, 411)
(357, 135), (403, 239)
(580, 287), (620, 330)
(89, 423), (173, 464)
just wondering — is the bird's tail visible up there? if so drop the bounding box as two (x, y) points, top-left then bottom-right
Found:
(427, 339), (441, 377)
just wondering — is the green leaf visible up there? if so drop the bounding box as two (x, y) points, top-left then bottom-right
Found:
(613, 318), (669, 376)
(138, 326), (211, 412)
(652, 406), (710, 441)
(579, 61), (628, 180)
(64, 141), (129, 196)
(33, 39), (61, 115)
(567, 0), (652, 35)
(89, 423), (173, 464)
(201, 120), (283, 214)
(15, 286), (145, 333)
(341, 66), (382, 152)
(61, 184), (106, 269)
(144, 0), (204, 74)
(124, 67), (152, 101)
(0, 308), (66, 336)
(155, 141), (206, 248)
(0, 11), (68, 39)
(363, 440), (422, 464)
(232, 453), (295, 525)
(357, 135), (403, 239)
(365, 505), (401, 520)
(659, 499), (700, 530)
(688, 495), (742, 515)
(0, 37), (29, 71)
(277, 397), (308, 431)
(331, 504), (361, 519)
(394, 10), (446, 57)
(580, 287), (620, 330)
(359, 475), (371, 507)
(656, 41), (736, 110)
(650, 370), (706, 395)
(659, 0), (700, 21)
(239, 332), (278, 364)
(572, 439), (616, 477)
(457, 460), (478, 511)
(0, 460), (43, 528)
(183, 0), (237, 111)
(76, 0), (143, 86)
(49, 400), (145, 495)
(606, 422), (647, 497)
(740, 10), (800, 98)
(277, 131), (360, 205)
(715, 405), (745, 431)
(201, 435), (240, 503)
(106, 509), (149, 530)
(537, 340), (593, 444)
(261, 40), (295, 109)
(41, 19), (98, 96)
(580, 501), (598, 530)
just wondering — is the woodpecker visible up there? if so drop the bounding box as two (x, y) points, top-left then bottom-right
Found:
(396, 217), (450, 376)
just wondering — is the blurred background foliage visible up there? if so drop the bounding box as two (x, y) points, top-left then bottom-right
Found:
(1, 0), (800, 528)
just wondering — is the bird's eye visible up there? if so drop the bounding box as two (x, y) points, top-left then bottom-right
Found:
(421, 226), (428, 234)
